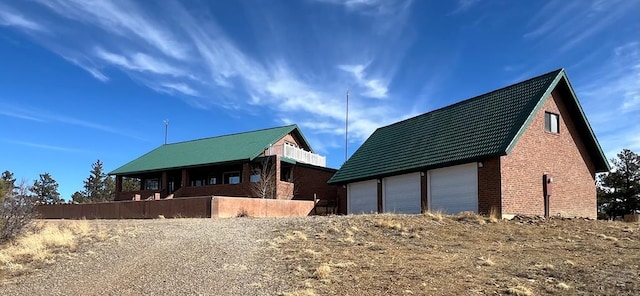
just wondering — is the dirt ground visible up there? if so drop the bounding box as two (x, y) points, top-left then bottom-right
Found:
(271, 213), (640, 296)
(1, 214), (638, 295)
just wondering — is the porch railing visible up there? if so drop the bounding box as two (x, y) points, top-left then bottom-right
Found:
(283, 144), (326, 167)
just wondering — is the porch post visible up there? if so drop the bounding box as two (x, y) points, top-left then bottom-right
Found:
(115, 175), (123, 193)
(274, 155), (281, 199)
(162, 171), (168, 195)
(182, 169), (189, 188)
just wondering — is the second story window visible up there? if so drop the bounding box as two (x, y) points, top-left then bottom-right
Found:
(544, 112), (559, 134)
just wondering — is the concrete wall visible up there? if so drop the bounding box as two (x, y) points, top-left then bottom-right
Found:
(501, 89), (597, 219)
(211, 196), (315, 218)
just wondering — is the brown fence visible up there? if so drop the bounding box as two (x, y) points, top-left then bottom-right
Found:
(36, 196), (212, 219)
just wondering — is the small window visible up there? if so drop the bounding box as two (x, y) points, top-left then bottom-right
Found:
(145, 179), (159, 190)
(250, 174), (261, 183)
(280, 166), (292, 182)
(223, 171), (241, 184)
(544, 112), (559, 133)
(209, 177), (217, 185)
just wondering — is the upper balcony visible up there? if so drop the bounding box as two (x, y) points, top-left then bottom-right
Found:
(266, 143), (327, 167)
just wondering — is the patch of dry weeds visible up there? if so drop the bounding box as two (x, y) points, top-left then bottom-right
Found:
(0, 220), (117, 278)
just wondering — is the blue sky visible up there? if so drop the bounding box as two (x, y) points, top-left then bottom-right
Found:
(0, 0), (638, 200)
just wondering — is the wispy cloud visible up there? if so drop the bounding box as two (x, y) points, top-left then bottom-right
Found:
(524, 0), (638, 52)
(0, 102), (146, 141)
(574, 41), (640, 158)
(0, 0), (415, 143)
(35, 0), (187, 60)
(338, 64), (388, 99)
(0, 5), (47, 32)
(94, 47), (184, 77)
(449, 0), (480, 15)
(313, 0), (412, 16)
(3, 139), (82, 153)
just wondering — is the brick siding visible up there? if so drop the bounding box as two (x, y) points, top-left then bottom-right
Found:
(477, 157), (502, 215)
(500, 89), (597, 218)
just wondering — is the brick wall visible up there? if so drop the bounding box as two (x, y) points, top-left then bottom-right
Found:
(293, 164), (339, 202)
(501, 89), (597, 218)
(477, 157), (502, 215)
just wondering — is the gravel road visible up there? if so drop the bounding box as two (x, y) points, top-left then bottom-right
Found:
(0, 218), (294, 296)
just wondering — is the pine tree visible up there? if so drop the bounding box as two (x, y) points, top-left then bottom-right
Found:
(79, 160), (116, 203)
(122, 177), (141, 192)
(71, 191), (87, 203)
(83, 160), (105, 201)
(1, 170), (16, 199)
(31, 172), (62, 204)
(598, 149), (640, 218)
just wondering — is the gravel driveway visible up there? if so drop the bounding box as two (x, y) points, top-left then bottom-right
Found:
(0, 218), (293, 295)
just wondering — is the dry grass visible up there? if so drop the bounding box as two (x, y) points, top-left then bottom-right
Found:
(0, 220), (113, 278)
(507, 285), (533, 296)
(282, 288), (317, 296)
(313, 263), (331, 279)
(272, 214), (640, 295)
(556, 282), (571, 290)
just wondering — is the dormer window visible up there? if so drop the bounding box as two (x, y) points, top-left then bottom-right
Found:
(544, 112), (559, 134)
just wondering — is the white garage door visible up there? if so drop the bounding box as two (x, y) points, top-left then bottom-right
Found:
(383, 173), (421, 214)
(347, 180), (378, 214)
(429, 163), (478, 214)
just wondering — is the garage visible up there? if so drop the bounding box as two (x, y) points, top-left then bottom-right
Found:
(347, 179), (378, 214)
(383, 173), (421, 214)
(428, 163), (478, 214)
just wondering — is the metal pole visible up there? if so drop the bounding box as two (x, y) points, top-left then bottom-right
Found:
(164, 120), (169, 145)
(345, 90), (349, 163)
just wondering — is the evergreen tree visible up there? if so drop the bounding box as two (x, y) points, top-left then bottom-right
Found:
(598, 149), (640, 218)
(83, 160), (105, 201)
(122, 177), (141, 192)
(31, 172), (62, 204)
(71, 191), (87, 203)
(78, 160), (115, 203)
(1, 170), (16, 199)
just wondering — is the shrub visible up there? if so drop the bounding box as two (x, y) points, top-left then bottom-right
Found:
(1, 181), (37, 242)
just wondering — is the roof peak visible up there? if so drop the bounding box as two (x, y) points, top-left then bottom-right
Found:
(164, 124), (298, 146)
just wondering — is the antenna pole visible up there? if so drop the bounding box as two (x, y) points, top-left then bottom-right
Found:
(163, 120), (169, 145)
(345, 89), (349, 163)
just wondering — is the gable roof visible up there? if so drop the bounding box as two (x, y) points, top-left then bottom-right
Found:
(329, 69), (609, 184)
(110, 125), (310, 175)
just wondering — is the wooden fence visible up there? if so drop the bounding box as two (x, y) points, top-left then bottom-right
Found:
(36, 196), (212, 219)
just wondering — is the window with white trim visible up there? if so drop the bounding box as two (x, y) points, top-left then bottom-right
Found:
(544, 112), (559, 134)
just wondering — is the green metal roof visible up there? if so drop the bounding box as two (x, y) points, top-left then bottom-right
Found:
(329, 69), (610, 184)
(110, 125), (305, 175)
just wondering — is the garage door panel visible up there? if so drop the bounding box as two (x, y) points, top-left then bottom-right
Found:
(348, 180), (378, 214)
(429, 163), (478, 214)
(383, 173), (421, 214)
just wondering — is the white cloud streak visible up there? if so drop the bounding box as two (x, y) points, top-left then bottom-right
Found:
(574, 41), (640, 159)
(3, 139), (82, 153)
(1, 0), (413, 143)
(449, 0), (480, 15)
(524, 0), (638, 52)
(35, 0), (187, 60)
(0, 7), (47, 32)
(337, 64), (388, 99)
(0, 102), (145, 140)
